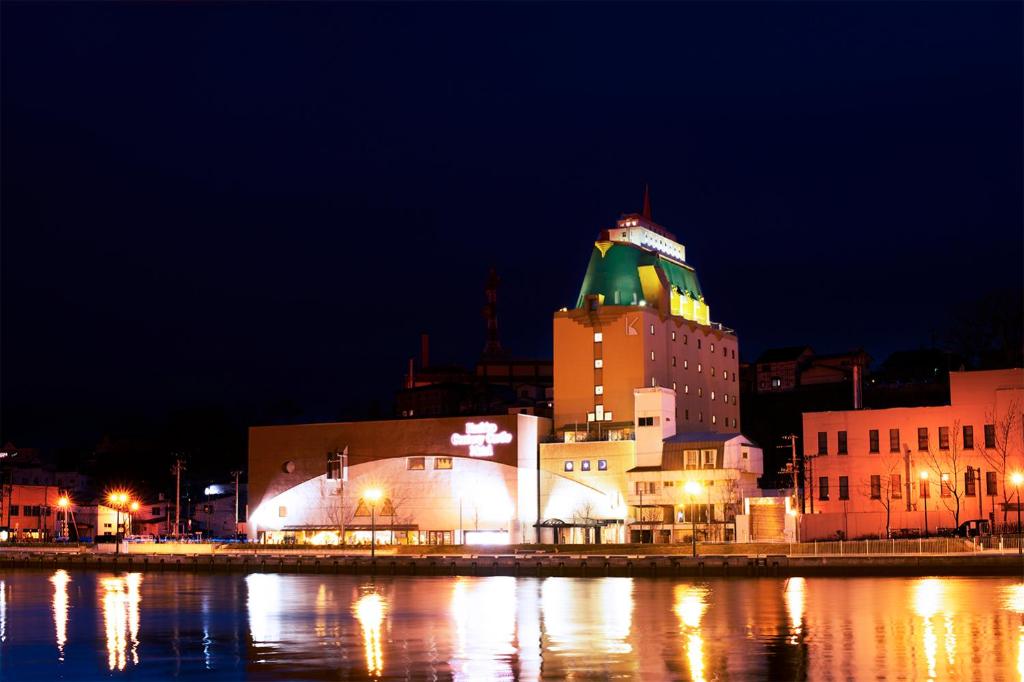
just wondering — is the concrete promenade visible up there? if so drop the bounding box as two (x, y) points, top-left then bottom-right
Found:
(2, 544), (1024, 578)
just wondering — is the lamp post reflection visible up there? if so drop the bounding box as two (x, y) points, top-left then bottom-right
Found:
(674, 585), (708, 682)
(101, 573), (143, 671)
(51, 569), (70, 660)
(354, 591), (386, 677)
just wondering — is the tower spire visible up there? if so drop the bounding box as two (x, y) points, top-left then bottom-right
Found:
(641, 184), (652, 220)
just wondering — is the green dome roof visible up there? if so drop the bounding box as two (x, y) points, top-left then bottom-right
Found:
(575, 242), (703, 309)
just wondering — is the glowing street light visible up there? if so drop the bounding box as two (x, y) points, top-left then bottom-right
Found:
(1012, 472), (1024, 554)
(919, 471), (929, 538)
(363, 488), (383, 559)
(107, 491), (135, 555)
(684, 480), (703, 557)
(57, 496), (70, 541)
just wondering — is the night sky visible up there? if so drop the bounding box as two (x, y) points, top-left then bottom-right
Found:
(2, 2), (1021, 453)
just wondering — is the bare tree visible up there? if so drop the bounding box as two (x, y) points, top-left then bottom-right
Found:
(922, 420), (968, 530)
(859, 455), (903, 538)
(572, 501), (596, 544)
(980, 400), (1022, 528)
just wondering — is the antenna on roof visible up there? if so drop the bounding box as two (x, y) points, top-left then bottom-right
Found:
(641, 184), (652, 220)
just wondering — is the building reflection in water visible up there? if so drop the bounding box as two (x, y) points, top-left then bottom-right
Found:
(51, 570), (70, 661)
(1001, 584), (1024, 682)
(354, 590), (386, 677)
(674, 585), (709, 682)
(246, 573), (282, 649)
(449, 577), (516, 680)
(100, 573), (142, 671)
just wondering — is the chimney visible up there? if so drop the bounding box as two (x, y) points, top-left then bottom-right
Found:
(852, 364), (863, 409)
(421, 333), (430, 369)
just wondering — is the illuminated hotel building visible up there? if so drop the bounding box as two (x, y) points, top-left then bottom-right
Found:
(539, 198), (764, 543)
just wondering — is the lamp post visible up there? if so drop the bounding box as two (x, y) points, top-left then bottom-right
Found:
(364, 488), (382, 559)
(108, 492), (132, 555)
(57, 496), (69, 541)
(684, 480), (702, 557)
(1012, 472), (1024, 554)
(919, 471), (929, 538)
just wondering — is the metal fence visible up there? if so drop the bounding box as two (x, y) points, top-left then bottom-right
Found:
(786, 537), (984, 555)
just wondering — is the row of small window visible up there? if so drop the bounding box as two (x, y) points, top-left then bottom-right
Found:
(6, 505), (50, 517)
(564, 459), (609, 472)
(593, 331), (736, 360)
(640, 411), (738, 428)
(406, 457), (453, 470)
(818, 471), (1000, 501)
(817, 424), (997, 455)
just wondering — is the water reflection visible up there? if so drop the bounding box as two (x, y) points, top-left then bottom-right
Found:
(51, 569), (70, 660)
(784, 577), (805, 642)
(674, 585), (709, 682)
(450, 577), (516, 680)
(100, 573), (142, 671)
(354, 590), (386, 677)
(3, 570), (1014, 680)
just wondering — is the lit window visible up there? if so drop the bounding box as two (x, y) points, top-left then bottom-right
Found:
(651, 376), (657, 387)
(407, 457), (425, 470)
(723, 370), (729, 380)
(684, 384), (689, 394)
(594, 359), (603, 368)
(595, 385), (604, 395)
(650, 324), (655, 335)
(581, 460), (591, 472)
(711, 391), (715, 400)
(605, 411), (613, 420)
(712, 415), (717, 424)
(771, 377), (781, 388)
(672, 381), (677, 391)
(711, 367), (715, 377)
(594, 332), (603, 343)
(672, 331), (677, 341)
(698, 363), (702, 373)
(435, 457), (453, 470)
(724, 393), (729, 402)
(684, 360), (689, 369)
(278, 506), (287, 518)
(698, 387), (703, 397)
(564, 461), (574, 472)
(598, 459), (608, 471)
(651, 351), (656, 361)
(710, 343), (715, 352)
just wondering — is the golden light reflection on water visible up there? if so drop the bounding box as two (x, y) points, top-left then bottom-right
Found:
(51, 570), (70, 660)
(354, 591), (386, 677)
(674, 585), (709, 682)
(784, 577), (805, 643)
(450, 577), (517, 680)
(913, 578), (944, 680)
(100, 573), (142, 671)
(246, 573), (282, 646)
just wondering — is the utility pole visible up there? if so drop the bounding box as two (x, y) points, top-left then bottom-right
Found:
(903, 446), (913, 511)
(231, 470), (242, 537)
(780, 435), (800, 513)
(171, 457), (186, 538)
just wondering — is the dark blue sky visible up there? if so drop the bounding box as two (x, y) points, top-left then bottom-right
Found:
(2, 2), (1021, 448)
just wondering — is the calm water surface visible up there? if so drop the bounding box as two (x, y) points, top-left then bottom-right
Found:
(0, 569), (1021, 680)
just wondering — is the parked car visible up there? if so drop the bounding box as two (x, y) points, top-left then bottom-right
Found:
(955, 519), (991, 538)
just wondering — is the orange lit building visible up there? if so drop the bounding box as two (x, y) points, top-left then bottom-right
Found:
(540, 196), (764, 543)
(801, 368), (1024, 539)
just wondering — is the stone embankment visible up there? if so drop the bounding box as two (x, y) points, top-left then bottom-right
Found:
(2, 547), (1022, 578)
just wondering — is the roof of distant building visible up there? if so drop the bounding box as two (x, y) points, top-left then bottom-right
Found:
(755, 346), (814, 364)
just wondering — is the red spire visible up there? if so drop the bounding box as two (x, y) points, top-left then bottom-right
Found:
(641, 184), (652, 220)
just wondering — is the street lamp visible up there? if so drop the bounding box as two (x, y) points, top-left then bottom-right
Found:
(364, 488), (383, 559)
(57, 496), (69, 541)
(684, 480), (703, 557)
(1012, 472), (1024, 554)
(919, 471), (929, 538)
(107, 491), (133, 555)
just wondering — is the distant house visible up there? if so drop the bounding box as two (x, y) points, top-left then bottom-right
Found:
(753, 346), (870, 393)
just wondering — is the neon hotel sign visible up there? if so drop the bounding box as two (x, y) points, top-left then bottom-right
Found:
(450, 421), (513, 457)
